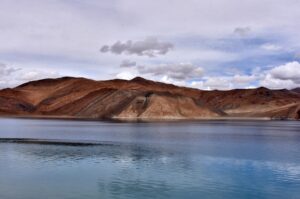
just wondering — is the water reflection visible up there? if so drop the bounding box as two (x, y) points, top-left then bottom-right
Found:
(0, 119), (300, 199)
(1, 142), (300, 199)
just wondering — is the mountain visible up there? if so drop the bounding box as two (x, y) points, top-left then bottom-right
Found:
(0, 77), (299, 120)
(292, 88), (300, 94)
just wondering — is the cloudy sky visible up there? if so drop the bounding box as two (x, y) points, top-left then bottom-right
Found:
(1, 0), (300, 90)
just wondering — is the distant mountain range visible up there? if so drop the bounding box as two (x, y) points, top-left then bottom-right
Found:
(0, 76), (299, 120)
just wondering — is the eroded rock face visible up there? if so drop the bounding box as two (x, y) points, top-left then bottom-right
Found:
(116, 94), (219, 119)
(290, 105), (300, 120)
(0, 76), (299, 120)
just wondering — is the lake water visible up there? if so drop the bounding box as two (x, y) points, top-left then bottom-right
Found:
(0, 118), (300, 199)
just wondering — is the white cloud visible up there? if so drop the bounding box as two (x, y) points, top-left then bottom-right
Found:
(115, 71), (137, 80)
(0, 63), (20, 88)
(190, 74), (258, 90)
(203, 77), (232, 90)
(0, 63), (59, 88)
(137, 63), (203, 80)
(269, 61), (300, 82)
(0, 63), (20, 76)
(189, 62), (300, 90)
(18, 70), (59, 82)
(260, 74), (297, 89)
(232, 74), (257, 84)
(191, 77), (233, 90)
(260, 61), (300, 89)
(261, 43), (282, 51)
(160, 75), (188, 87)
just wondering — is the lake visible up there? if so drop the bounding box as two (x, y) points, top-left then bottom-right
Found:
(0, 118), (300, 199)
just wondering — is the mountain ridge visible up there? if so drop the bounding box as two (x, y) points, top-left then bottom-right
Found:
(0, 76), (299, 120)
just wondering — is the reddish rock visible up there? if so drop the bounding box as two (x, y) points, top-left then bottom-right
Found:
(0, 77), (299, 120)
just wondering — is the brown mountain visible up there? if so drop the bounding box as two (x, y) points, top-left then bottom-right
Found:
(0, 76), (299, 120)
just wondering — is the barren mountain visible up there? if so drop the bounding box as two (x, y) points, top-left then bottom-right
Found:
(292, 88), (300, 94)
(0, 77), (299, 120)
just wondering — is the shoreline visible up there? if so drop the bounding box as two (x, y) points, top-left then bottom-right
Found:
(0, 114), (295, 122)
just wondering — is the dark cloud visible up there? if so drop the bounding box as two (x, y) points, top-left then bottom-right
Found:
(234, 27), (251, 36)
(100, 45), (109, 53)
(137, 63), (203, 80)
(120, 60), (136, 68)
(100, 37), (174, 57)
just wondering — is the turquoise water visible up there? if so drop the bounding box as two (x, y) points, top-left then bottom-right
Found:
(0, 118), (300, 199)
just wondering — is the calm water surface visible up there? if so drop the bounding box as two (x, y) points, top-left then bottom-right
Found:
(0, 118), (300, 199)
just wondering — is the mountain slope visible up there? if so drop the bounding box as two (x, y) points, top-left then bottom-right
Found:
(0, 77), (299, 120)
(292, 88), (300, 94)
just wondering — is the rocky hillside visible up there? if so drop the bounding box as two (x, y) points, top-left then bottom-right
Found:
(0, 77), (299, 120)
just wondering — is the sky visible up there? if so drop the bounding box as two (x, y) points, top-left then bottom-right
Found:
(0, 0), (300, 90)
